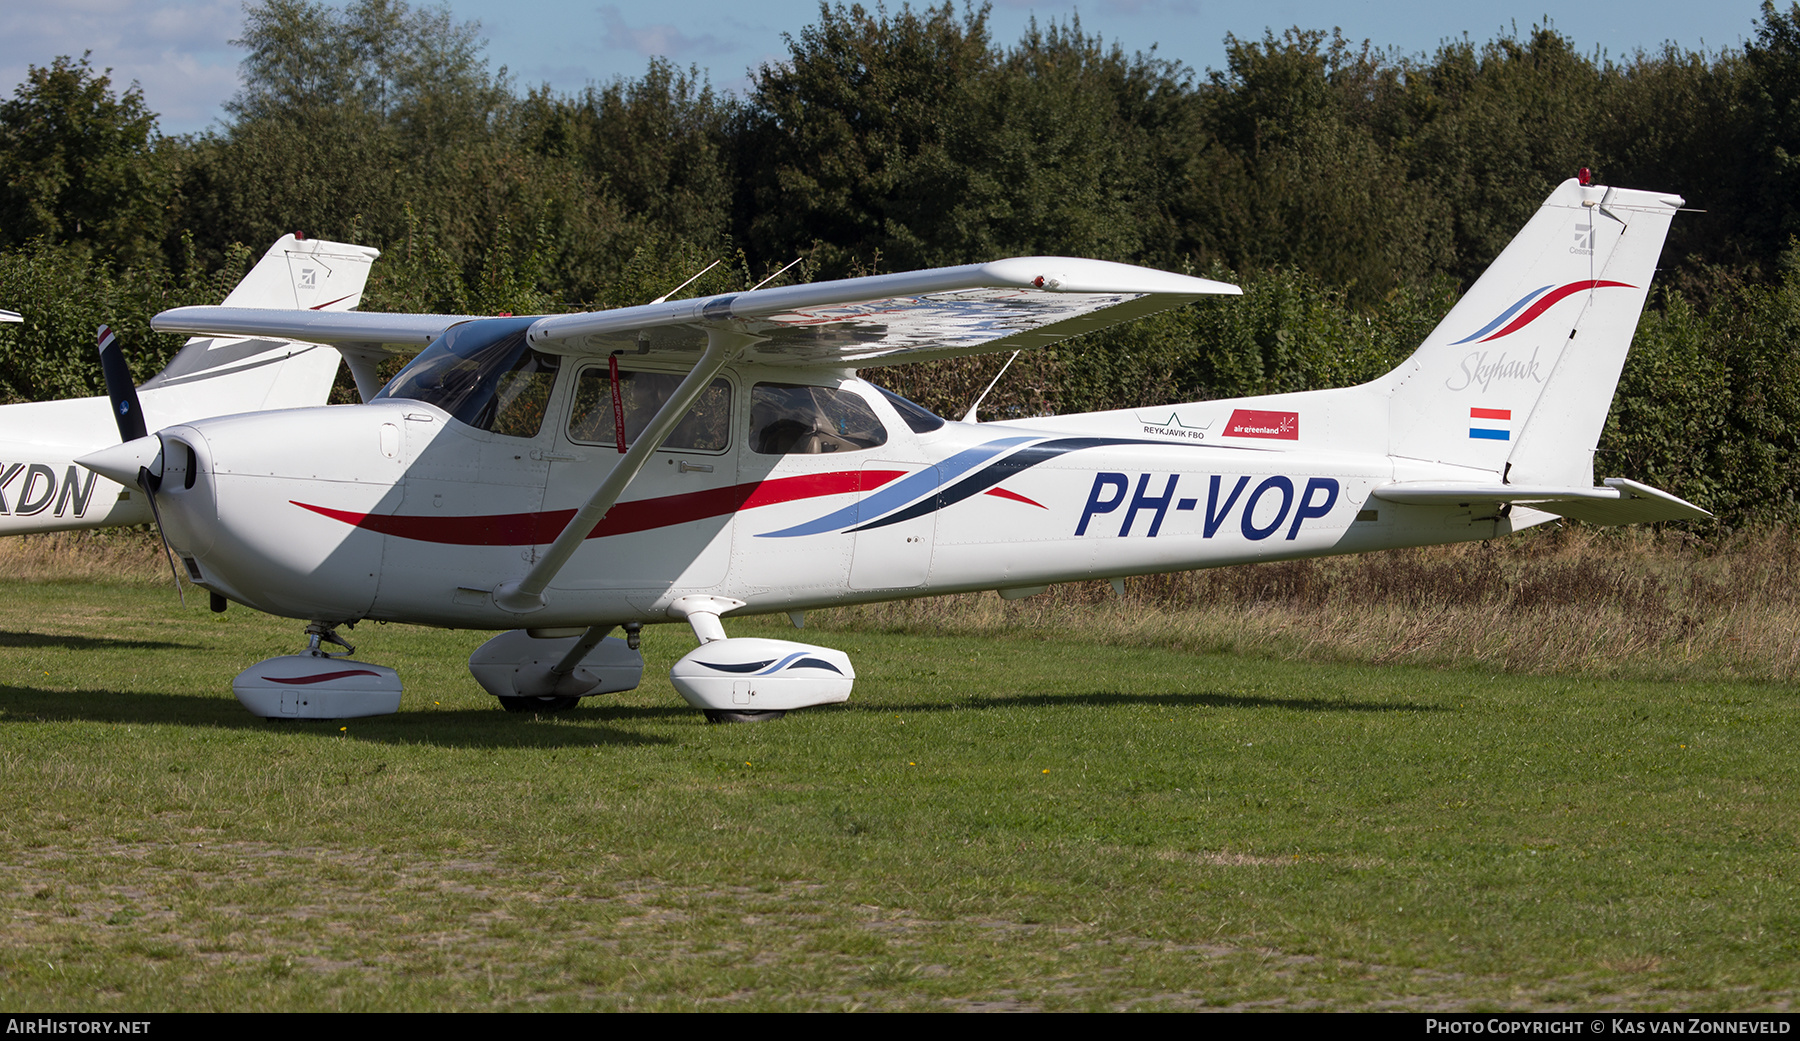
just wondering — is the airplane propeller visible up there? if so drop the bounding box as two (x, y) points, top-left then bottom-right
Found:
(94, 325), (184, 605)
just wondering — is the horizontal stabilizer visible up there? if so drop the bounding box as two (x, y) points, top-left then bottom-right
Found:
(1371, 477), (1709, 525)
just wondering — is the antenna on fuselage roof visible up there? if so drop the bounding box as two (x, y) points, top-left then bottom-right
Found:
(749, 257), (804, 292)
(648, 259), (722, 305)
(962, 350), (1021, 424)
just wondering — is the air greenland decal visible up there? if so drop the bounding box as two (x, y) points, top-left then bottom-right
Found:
(1450, 280), (1635, 345)
(1077, 473), (1340, 541)
(1225, 409), (1298, 440)
(1469, 407), (1512, 441)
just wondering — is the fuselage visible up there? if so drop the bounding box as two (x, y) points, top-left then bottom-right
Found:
(153, 362), (1526, 629)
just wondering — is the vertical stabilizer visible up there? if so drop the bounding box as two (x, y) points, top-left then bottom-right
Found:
(139, 236), (381, 420)
(1383, 180), (1682, 483)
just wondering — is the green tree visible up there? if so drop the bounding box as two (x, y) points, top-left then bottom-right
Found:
(0, 54), (172, 266)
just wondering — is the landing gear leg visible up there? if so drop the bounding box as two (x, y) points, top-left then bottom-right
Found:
(303, 621), (355, 658)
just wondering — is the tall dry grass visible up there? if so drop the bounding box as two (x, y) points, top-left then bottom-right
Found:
(815, 525), (1800, 682)
(0, 529), (170, 584)
(8, 523), (1799, 681)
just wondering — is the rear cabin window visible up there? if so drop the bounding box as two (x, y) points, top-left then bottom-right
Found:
(750, 383), (889, 455)
(566, 368), (732, 452)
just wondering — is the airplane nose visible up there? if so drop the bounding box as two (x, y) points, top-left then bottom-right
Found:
(131, 431), (217, 557)
(76, 435), (163, 487)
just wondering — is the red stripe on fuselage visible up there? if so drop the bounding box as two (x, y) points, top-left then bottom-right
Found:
(292, 470), (903, 545)
(983, 487), (1046, 509)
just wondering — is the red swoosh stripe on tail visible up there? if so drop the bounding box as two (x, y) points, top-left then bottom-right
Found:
(1481, 280), (1634, 342)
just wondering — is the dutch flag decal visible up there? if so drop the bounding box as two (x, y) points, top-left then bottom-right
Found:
(1469, 407), (1511, 441)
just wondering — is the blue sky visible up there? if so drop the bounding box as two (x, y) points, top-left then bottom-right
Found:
(0, 1), (1777, 136)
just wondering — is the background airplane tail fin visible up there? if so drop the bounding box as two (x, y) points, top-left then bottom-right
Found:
(1382, 180), (1683, 485)
(139, 235), (381, 418)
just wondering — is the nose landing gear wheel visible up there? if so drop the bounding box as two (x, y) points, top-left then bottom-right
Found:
(703, 709), (787, 723)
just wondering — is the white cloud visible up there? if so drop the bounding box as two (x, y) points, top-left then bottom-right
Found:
(0, 0), (244, 135)
(597, 4), (732, 59)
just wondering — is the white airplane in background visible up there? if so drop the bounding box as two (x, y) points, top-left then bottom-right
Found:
(0, 235), (380, 535)
(81, 178), (1706, 722)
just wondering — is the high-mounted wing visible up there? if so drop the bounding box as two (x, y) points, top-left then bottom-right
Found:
(524, 257), (1238, 366)
(153, 257), (1239, 370)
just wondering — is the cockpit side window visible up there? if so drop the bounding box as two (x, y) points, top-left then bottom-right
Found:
(567, 368), (732, 451)
(750, 383), (889, 455)
(374, 317), (560, 439)
(872, 385), (947, 433)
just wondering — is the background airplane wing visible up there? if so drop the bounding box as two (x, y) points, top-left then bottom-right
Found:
(150, 308), (482, 357)
(152, 257), (1238, 369)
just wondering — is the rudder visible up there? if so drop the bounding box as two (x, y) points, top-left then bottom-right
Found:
(1383, 180), (1682, 483)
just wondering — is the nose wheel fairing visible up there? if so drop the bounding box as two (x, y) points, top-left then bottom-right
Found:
(233, 625), (402, 720)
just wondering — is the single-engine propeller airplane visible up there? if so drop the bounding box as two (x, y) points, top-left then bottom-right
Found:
(0, 234), (379, 537)
(79, 178), (1706, 722)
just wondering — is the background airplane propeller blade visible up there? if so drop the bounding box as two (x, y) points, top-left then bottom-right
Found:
(94, 325), (183, 604)
(95, 325), (147, 443)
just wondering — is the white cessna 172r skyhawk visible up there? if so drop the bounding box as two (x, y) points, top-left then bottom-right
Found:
(0, 234), (378, 537)
(80, 178), (1706, 722)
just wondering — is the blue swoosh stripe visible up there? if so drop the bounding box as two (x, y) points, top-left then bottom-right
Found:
(756, 436), (1036, 537)
(697, 658), (776, 673)
(757, 651), (812, 675)
(1449, 285), (1552, 345)
(848, 437), (1150, 532)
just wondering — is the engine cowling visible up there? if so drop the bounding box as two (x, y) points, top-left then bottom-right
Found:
(668, 637), (854, 716)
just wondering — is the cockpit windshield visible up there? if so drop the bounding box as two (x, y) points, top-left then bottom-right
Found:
(374, 317), (561, 438)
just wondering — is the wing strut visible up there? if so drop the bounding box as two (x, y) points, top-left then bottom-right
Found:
(491, 327), (760, 613)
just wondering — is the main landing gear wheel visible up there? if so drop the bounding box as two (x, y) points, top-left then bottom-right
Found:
(500, 695), (581, 713)
(703, 709), (787, 724)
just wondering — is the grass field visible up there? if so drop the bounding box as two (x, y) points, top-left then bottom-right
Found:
(0, 532), (1796, 1010)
